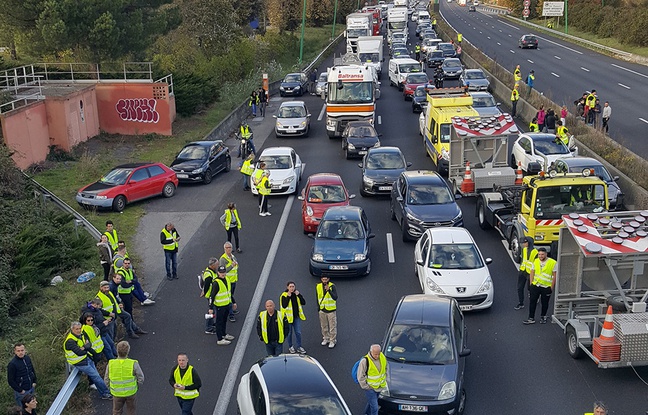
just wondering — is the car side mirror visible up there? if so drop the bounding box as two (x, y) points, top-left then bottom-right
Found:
(358, 163), (363, 168)
(396, 196), (403, 202)
(485, 258), (493, 265)
(496, 102), (502, 107)
(378, 133), (383, 137)
(613, 176), (619, 181)
(416, 259), (424, 266)
(406, 162), (412, 167)
(297, 195), (304, 201)
(455, 193), (462, 199)
(525, 149), (532, 155)
(349, 194), (356, 199)
(272, 115), (277, 118)
(129, 180), (137, 184)
(307, 234), (315, 239)
(459, 348), (471, 357)
(368, 233), (376, 239)
(307, 114), (311, 117)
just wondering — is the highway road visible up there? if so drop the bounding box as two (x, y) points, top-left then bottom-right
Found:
(92, 22), (648, 415)
(439, 0), (648, 160)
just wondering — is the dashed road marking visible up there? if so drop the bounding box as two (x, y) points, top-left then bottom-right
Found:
(640, 118), (648, 124)
(497, 42), (501, 45)
(611, 63), (648, 79)
(487, 36), (491, 39)
(387, 233), (395, 263)
(508, 34), (512, 37)
(535, 35), (583, 54)
(527, 59), (534, 64)
(510, 49), (515, 53)
(378, 115), (382, 124)
(554, 55), (561, 60)
(551, 72), (560, 77)
(580, 67), (590, 72)
(318, 104), (326, 121)
(618, 83), (630, 89)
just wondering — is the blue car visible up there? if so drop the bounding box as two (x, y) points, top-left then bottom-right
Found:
(309, 206), (375, 277)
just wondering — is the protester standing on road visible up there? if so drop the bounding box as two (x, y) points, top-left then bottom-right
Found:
(317, 276), (338, 348)
(258, 171), (271, 217)
(280, 281), (306, 354)
(97, 235), (113, 281)
(161, 222), (180, 280)
(223, 203), (242, 253)
(220, 241), (240, 322)
(239, 153), (255, 191)
(601, 101), (611, 133)
(585, 401), (608, 415)
(256, 300), (289, 356)
(104, 341), (144, 415)
(209, 265), (235, 345)
(523, 247), (557, 325)
(357, 344), (387, 415)
(515, 237), (537, 310)
(7, 343), (37, 408)
(309, 69), (318, 95)
(525, 70), (534, 95)
(510, 84), (520, 117)
(104, 220), (119, 252)
(169, 353), (201, 415)
(201, 258), (219, 335)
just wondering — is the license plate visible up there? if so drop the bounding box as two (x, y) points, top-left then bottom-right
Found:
(176, 174), (188, 179)
(358, 150), (367, 155)
(378, 186), (392, 191)
(399, 405), (428, 412)
(271, 185), (281, 190)
(329, 265), (348, 270)
(460, 305), (473, 311)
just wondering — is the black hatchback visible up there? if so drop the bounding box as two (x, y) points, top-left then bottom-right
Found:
(518, 34), (539, 49)
(358, 147), (411, 197)
(342, 121), (381, 159)
(170, 141), (231, 184)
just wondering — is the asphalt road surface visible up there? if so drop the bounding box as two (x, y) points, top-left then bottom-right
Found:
(439, 0), (648, 160)
(92, 23), (648, 415)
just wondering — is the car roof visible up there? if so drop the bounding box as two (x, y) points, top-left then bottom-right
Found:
(394, 294), (453, 327)
(286, 72), (304, 76)
(322, 206), (363, 220)
(444, 58), (461, 64)
(114, 162), (155, 169)
(556, 157), (602, 168)
(367, 146), (403, 155)
(279, 101), (306, 108)
(258, 354), (341, 398)
(464, 69), (484, 74)
(402, 170), (445, 185)
(184, 141), (223, 147)
(424, 227), (475, 245)
(259, 147), (295, 156)
(470, 91), (494, 99)
(520, 133), (560, 142)
(307, 173), (344, 186)
(348, 121), (374, 128)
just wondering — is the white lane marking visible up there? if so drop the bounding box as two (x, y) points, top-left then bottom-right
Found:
(387, 233), (395, 263)
(611, 63), (648, 79)
(554, 55), (561, 60)
(510, 50), (515, 54)
(487, 36), (491, 39)
(499, 20), (521, 30)
(499, 30), (503, 32)
(318, 103), (326, 121)
(480, 31), (483, 34)
(378, 115), (382, 124)
(497, 42), (501, 45)
(618, 83), (630, 90)
(527, 59), (534, 64)
(535, 35), (583, 54)
(551, 72), (560, 78)
(580, 67), (590, 72)
(640, 118), (648, 124)
(213, 196), (294, 415)
(508, 34), (512, 37)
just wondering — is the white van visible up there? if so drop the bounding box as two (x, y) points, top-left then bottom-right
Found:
(418, 11), (431, 22)
(389, 58), (424, 90)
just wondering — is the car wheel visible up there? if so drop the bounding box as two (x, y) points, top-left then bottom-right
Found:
(457, 389), (466, 415)
(303, 126), (309, 137)
(477, 200), (491, 230)
(345, 147), (350, 160)
(225, 157), (231, 172)
(163, 182), (176, 198)
(510, 229), (521, 263)
(566, 326), (583, 359)
(112, 195), (126, 212)
(203, 170), (213, 185)
(390, 200), (396, 220)
(401, 219), (410, 242)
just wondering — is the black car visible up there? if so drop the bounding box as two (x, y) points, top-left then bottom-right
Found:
(309, 206), (375, 277)
(170, 141), (231, 184)
(390, 171), (463, 241)
(412, 85), (431, 113)
(279, 72), (308, 97)
(359, 146), (411, 197)
(441, 58), (463, 79)
(518, 34), (539, 49)
(380, 295), (470, 415)
(426, 50), (445, 68)
(342, 121), (381, 159)
(437, 42), (456, 58)
(553, 157), (624, 209)
(468, 4), (476, 11)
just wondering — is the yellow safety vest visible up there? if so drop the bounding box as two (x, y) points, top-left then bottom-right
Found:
(174, 365), (200, 400)
(532, 258), (556, 288)
(213, 278), (232, 307)
(557, 126), (569, 145)
(519, 247), (538, 273)
(117, 268), (135, 295)
(511, 89), (519, 102)
(316, 283), (337, 311)
(240, 159), (254, 176)
(161, 228), (178, 251)
(108, 358), (138, 397)
(240, 125), (252, 138)
(514, 69), (521, 82)
(365, 353), (387, 389)
(97, 290), (122, 315)
(82, 324), (104, 354)
(586, 93), (596, 107)
(112, 252), (128, 271)
(433, 18), (437, 25)
(259, 310), (285, 344)
(258, 176), (271, 196)
(220, 253), (238, 283)
(63, 332), (88, 365)
(203, 268), (216, 299)
(457, 33), (462, 42)
(104, 230), (119, 251)
(252, 169), (264, 187)
(280, 292), (306, 323)
(224, 209), (241, 230)
(529, 122), (539, 132)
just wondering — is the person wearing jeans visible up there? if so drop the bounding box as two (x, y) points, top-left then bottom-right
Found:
(7, 343), (37, 408)
(357, 344), (387, 415)
(280, 281), (306, 354)
(170, 353), (202, 415)
(257, 300), (289, 356)
(63, 321), (112, 399)
(161, 223), (180, 280)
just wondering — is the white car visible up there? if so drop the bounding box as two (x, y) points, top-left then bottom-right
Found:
(251, 147), (304, 195)
(511, 133), (576, 173)
(414, 227), (494, 311)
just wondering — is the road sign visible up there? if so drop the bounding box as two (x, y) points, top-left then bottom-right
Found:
(523, 8), (530, 17)
(542, 1), (564, 16)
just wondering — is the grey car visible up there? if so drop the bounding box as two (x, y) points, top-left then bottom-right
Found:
(470, 91), (502, 117)
(441, 58), (462, 79)
(460, 69), (490, 91)
(274, 101), (311, 137)
(315, 72), (328, 96)
(553, 157), (624, 210)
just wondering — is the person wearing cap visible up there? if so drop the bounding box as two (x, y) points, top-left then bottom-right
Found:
(208, 265), (235, 345)
(219, 242), (240, 323)
(256, 300), (289, 356)
(258, 170), (271, 217)
(511, 84), (520, 117)
(100, 278), (145, 339)
(515, 237), (537, 310)
(161, 222), (180, 280)
(316, 276), (338, 348)
(523, 247), (557, 325)
(200, 258), (219, 335)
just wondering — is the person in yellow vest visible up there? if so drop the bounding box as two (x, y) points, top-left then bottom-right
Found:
(117, 259), (155, 318)
(252, 161), (266, 205)
(584, 89), (597, 119)
(99, 279), (144, 339)
(112, 241), (129, 272)
(432, 17), (437, 30)
(528, 117), (539, 132)
(81, 312), (107, 363)
(63, 321), (112, 400)
(239, 153), (255, 191)
(555, 120), (570, 146)
(457, 33), (462, 43)
(357, 344), (387, 415)
(523, 247), (557, 325)
(161, 222), (181, 280)
(169, 353), (201, 415)
(104, 220), (119, 252)
(258, 170), (271, 216)
(317, 276), (338, 348)
(223, 203), (243, 253)
(256, 299), (289, 356)
(208, 265), (236, 345)
(113, 241), (153, 306)
(280, 281), (307, 354)
(585, 401), (608, 415)
(220, 241), (240, 323)
(200, 258), (219, 335)
(513, 64), (522, 84)
(515, 237), (537, 310)
(511, 84), (520, 117)
(104, 341), (144, 415)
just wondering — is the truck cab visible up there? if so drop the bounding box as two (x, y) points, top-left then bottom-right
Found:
(326, 61), (376, 138)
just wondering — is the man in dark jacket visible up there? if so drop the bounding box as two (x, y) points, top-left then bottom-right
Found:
(7, 343), (37, 407)
(63, 322), (111, 400)
(81, 298), (117, 360)
(256, 300), (290, 356)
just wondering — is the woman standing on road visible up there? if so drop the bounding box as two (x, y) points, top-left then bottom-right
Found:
(97, 234), (113, 281)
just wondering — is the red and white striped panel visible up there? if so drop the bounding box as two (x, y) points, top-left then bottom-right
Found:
(536, 219), (563, 226)
(564, 216), (648, 255)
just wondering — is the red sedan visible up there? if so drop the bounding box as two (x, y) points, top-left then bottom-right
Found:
(402, 73), (432, 101)
(298, 173), (355, 234)
(76, 162), (179, 212)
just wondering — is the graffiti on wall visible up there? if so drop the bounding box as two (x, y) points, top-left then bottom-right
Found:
(115, 98), (160, 123)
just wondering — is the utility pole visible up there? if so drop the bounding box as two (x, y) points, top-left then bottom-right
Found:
(564, 0), (568, 34)
(332, 0), (339, 40)
(299, 0), (308, 63)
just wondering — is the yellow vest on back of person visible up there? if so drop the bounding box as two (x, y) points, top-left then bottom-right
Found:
(241, 159), (254, 176)
(108, 358), (138, 397)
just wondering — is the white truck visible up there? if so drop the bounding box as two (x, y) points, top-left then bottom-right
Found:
(387, 7), (408, 38)
(356, 36), (384, 76)
(346, 13), (373, 53)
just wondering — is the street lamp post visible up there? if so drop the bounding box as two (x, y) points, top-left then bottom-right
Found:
(299, 0), (307, 63)
(564, 0), (568, 34)
(332, 0), (339, 40)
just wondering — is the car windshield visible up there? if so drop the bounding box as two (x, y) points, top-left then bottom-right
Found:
(392, 33), (406, 40)
(430, 51), (444, 58)
(366, 152), (405, 169)
(270, 395), (348, 415)
(317, 220), (365, 239)
(471, 95), (497, 107)
(348, 28), (367, 37)
(534, 138), (570, 155)
(408, 184), (454, 205)
(428, 243), (484, 269)
(259, 155), (292, 169)
(534, 184), (607, 218)
(439, 44), (454, 51)
(100, 168), (134, 185)
(444, 60), (461, 69)
(414, 87), (427, 97)
(348, 125), (377, 137)
(176, 145), (208, 160)
(328, 81), (374, 104)
(393, 49), (408, 57)
(284, 74), (301, 83)
(278, 106), (306, 118)
(318, 73), (328, 82)
(360, 52), (380, 63)
(385, 324), (455, 364)
(407, 73), (429, 84)
(390, 21), (406, 29)
(465, 71), (485, 79)
(399, 63), (422, 73)
(307, 185), (347, 203)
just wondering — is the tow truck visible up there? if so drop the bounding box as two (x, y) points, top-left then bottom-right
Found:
(476, 169), (609, 261)
(554, 210), (648, 368)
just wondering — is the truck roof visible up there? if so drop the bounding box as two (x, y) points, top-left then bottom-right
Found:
(563, 211), (648, 256)
(452, 114), (519, 136)
(524, 173), (606, 189)
(426, 87), (473, 107)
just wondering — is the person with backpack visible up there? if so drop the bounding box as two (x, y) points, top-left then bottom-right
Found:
(356, 344), (387, 415)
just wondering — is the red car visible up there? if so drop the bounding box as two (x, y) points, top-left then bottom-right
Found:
(76, 162), (179, 212)
(298, 173), (355, 234)
(402, 72), (432, 101)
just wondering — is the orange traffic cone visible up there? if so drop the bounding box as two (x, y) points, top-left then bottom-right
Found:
(460, 162), (474, 193)
(599, 305), (616, 341)
(592, 305), (621, 362)
(515, 161), (523, 185)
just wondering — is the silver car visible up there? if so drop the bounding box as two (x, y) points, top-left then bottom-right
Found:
(274, 101), (311, 137)
(315, 72), (328, 97)
(470, 92), (502, 118)
(460, 69), (491, 91)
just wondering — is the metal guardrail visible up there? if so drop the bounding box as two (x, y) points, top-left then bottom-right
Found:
(35, 62), (154, 82)
(45, 368), (80, 415)
(155, 74), (174, 96)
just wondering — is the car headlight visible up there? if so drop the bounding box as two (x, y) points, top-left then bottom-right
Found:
(347, 143), (356, 150)
(300, 121), (307, 128)
(380, 384), (391, 398)
(373, 141), (381, 147)
(452, 211), (463, 223)
(294, 86), (301, 90)
(306, 206), (314, 216)
(363, 176), (375, 185)
(95, 195), (108, 200)
(354, 253), (366, 261)
(312, 253), (324, 262)
(406, 211), (423, 224)
(438, 381), (456, 400)
(276, 121), (282, 128)
(441, 148), (450, 161)
(477, 276), (492, 294)
(280, 86), (285, 90)
(326, 119), (337, 127)
(191, 167), (205, 174)
(426, 277), (446, 294)
(283, 176), (295, 185)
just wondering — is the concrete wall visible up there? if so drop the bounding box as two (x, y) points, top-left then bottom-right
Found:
(45, 87), (100, 151)
(1, 102), (50, 169)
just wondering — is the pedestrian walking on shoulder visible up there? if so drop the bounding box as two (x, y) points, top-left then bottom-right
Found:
(258, 87), (267, 117)
(510, 84), (520, 117)
(220, 241), (240, 322)
(514, 237), (537, 310)
(223, 203), (242, 253)
(545, 108), (556, 134)
(20, 393), (38, 414)
(97, 235), (113, 281)
(249, 90), (259, 117)
(104, 341), (144, 415)
(601, 101), (611, 133)
(536, 105), (546, 132)
(256, 300), (289, 356)
(170, 353), (201, 415)
(357, 344), (387, 415)
(523, 247), (557, 325)
(7, 343), (37, 408)
(104, 220), (119, 252)
(317, 276), (338, 348)
(280, 281), (306, 354)
(161, 223), (180, 280)
(258, 170), (271, 217)
(525, 70), (534, 96)
(201, 258), (219, 335)
(208, 265), (235, 345)
(309, 69), (318, 94)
